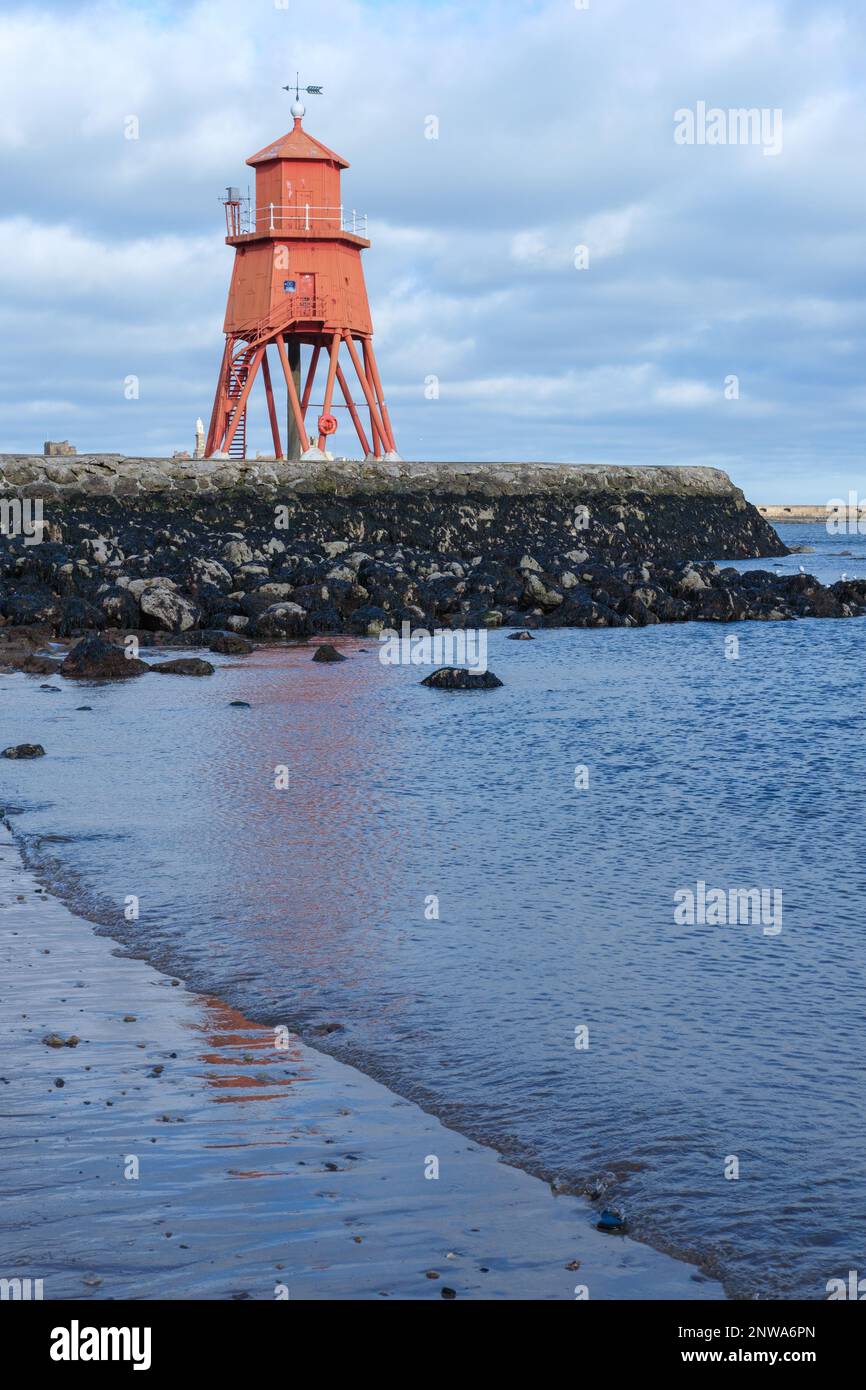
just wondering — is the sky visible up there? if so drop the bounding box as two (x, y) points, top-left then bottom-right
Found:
(1, 0), (865, 501)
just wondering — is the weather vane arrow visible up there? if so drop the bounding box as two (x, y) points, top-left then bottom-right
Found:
(282, 73), (323, 100)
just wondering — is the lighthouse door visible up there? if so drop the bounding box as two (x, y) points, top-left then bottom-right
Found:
(298, 273), (316, 317)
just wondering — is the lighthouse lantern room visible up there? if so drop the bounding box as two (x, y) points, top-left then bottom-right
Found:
(205, 83), (400, 462)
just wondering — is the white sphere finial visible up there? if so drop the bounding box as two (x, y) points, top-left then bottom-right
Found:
(291, 98), (305, 119)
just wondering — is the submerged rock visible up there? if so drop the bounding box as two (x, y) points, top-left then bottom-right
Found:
(60, 635), (149, 680)
(507, 630), (535, 640)
(2, 743), (46, 758)
(421, 667), (503, 690)
(17, 654), (63, 675)
(149, 658), (215, 677)
(208, 632), (254, 655)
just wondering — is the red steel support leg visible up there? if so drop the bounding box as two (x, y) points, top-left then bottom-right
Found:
(335, 362), (371, 458)
(359, 352), (382, 457)
(318, 332), (341, 451)
(276, 334), (309, 454)
(363, 340), (397, 455)
(343, 331), (388, 459)
(261, 347), (283, 459)
(301, 342), (322, 429)
(206, 338), (232, 456)
(223, 347), (264, 456)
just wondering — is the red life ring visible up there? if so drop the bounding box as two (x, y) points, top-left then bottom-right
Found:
(318, 413), (338, 436)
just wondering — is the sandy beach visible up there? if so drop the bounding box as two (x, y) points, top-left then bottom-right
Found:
(0, 819), (721, 1301)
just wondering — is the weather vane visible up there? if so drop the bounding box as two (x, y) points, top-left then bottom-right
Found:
(283, 73), (323, 102)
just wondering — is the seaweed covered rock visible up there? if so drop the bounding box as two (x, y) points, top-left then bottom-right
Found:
(149, 658), (215, 676)
(2, 743), (46, 758)
(60, 635), (149, 680)
(421, 667), (503, 690)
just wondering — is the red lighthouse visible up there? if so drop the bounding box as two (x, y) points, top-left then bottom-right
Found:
(205, 84), (400, 462)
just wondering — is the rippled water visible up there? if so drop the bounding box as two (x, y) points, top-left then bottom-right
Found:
(2, 523), (865, 1299)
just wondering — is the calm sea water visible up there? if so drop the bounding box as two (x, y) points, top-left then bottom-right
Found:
(2, 524), (865, 1299)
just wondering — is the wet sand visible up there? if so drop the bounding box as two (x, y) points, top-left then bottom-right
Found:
(0, 822), (722, 1301)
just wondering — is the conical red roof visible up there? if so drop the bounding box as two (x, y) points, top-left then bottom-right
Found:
(246, 119), (349, 169)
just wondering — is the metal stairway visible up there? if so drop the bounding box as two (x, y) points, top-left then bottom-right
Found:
(225, 347), (254, 458)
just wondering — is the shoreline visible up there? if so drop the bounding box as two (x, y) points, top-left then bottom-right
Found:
(0, 819), (722, 1301)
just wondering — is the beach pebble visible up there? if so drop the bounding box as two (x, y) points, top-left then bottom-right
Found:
(596, 1208), (627, 1234)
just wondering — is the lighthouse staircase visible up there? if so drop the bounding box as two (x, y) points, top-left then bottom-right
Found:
(225, 347), (253, 459)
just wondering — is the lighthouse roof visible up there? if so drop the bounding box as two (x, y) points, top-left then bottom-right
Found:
(247, 120), (349, 169)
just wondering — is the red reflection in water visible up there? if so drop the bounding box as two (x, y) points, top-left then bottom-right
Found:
(195, 995), (305, 1103)
(193, 642), (408, 1002)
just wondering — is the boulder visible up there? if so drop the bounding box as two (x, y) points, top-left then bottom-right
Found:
(253, 602), (311, 639)
(208, 632), (254, 655)
(421, 667), (503, 690)
(311, 644), (346, 663)
(522, 572), (564, 609)
(618, 593), (659, 626)
(221, 539), (255, 568)
(1, 589), (63, 626)
(140, 587), (200, 633)
(2, 743), (46, 758)
(673, 567), (709, 595)
(17, 653), (63, 675)
(149, 658), (215, 676)
(60, 635), (149, 680)
(98, 585), (140, 629)
(347, 604), (389, 636)
(58, 596), (104, 636)
(687, 588), (739, 622)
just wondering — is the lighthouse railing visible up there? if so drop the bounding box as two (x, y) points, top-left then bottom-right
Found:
(248, 205), (368, 236)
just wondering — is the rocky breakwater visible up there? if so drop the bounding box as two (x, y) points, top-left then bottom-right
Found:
(2, 453), (861, 658)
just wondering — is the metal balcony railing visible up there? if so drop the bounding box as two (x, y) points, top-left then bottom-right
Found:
(241, 204), (368, 235)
